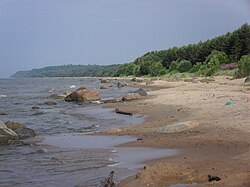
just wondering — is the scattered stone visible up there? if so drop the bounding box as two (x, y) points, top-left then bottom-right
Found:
(32, 111), (45, 116)
(100, 79), (108, 83)
(31, 106), (40, 109)
(122, 93), (142, 101)
(44, 101), (57, 105)
(143, 166), (147, 170)
(115, 108), (133, 116)
(117, 82), (127, 88)
(103, 99), (117, 103)
(65, 87), (100, 102)
(208, 175), (221, 182)
(156, 121), (199, 133)
(100, 85), (108, 89)
(146, 81), (154, 85)
(134, 88), (148, 96)
(0, 121), (18, 144)
(137, 138), (143, 141)
(244, 76), (250, 83)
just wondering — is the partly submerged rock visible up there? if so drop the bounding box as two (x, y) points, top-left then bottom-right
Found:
(65, 87), (100, 102)
(100, 85), (108, 89)
(5, 121), (36, 140)
(14, 127), (36, 139)
(0, 121), (18, 144)
(156, 121), (199, 133)
(122, 93), (142, 101)
(134, 88), (148, 96)
(5, 121), (24, 131)
(0, 112), (8, 115)
(44, 100), (57, 105)
(103, 99), (117, 103)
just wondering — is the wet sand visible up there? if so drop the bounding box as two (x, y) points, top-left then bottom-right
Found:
(100, 76), (250, 187)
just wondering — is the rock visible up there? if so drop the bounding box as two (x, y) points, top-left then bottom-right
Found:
(103, 99), (117, 103)
(156, 121), (199, 133)
(31, 106), (40, 109)
(50, 94), (67, 99)
(0, 112), (8, 115)
(134, 88), (148, 96)
(44, 101), (57, 105)
(245, 76), (250, 83)
(122, 93), (142, 101)
(131, 78), (143, 82)
(146, 81), (154, 85)
(14, 127), (36, 139)
(117, 82), (127, 88)
(100, 85), (108, 89)
(5, 121), (24, 131)
(100, 79), (108, 83)
(5, 121), (36, 139)
(208, 175), (221, 182)
(0, 121), (18, 144)
(65, 87), (100, 102)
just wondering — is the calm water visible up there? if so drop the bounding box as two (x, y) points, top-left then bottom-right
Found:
(0, 78), (177, 187)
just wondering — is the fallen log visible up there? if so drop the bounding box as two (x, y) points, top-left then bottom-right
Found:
(115, 108), (133, 116)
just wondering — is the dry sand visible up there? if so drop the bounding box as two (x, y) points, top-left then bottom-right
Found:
(100, 76), (250, 187)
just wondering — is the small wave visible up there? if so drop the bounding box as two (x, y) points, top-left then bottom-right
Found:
(107, 162), (123, 167)
(69, 85), (76, 88)
(0, 94), (7, 98)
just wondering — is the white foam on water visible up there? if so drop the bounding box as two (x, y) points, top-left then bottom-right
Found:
(0, 94), (7, 98)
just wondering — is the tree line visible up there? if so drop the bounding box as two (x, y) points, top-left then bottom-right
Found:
(115, 24), (250, 77)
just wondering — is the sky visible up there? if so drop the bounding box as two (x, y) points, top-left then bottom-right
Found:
(0, 0), (249, 78)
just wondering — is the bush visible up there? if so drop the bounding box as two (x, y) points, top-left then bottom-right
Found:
(220, 63), (237, 70)
(237, 55), (250, 77)
(177, 60), (193, 72)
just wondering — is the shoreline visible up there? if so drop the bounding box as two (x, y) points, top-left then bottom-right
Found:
(99, 76), (250, 186)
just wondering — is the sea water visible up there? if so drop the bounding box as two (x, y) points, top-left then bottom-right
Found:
(0, 78), (177, 187)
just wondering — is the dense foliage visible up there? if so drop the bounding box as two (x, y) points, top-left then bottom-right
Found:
(116, 24), (250, 77)
(11, 64), (120, 78)
(237, 55), (250, 78)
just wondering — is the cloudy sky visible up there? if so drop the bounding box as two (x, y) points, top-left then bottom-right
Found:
(0, 0), (249, 77)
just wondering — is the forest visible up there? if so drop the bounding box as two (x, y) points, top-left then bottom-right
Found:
(11, 64), (120, 78)
(12, 24), (249, 78)
(115, 24), (250, 78)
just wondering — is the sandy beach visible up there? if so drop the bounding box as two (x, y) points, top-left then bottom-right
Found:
(100, 76), (250, 187)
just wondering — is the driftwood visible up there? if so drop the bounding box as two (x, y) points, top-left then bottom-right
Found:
(115, 108), (133, 116)
(208, 175), (221, 182)
(101, 171), (116, 187)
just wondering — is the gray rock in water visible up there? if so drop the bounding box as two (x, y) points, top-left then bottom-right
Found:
(5, 121), (24, 131)
(134, 88), (148, 96)
(122, 93), (142, 101)
(50, 94), (67, 99)
(14, 127), (36, 139)
(0, 121), (18, 144)
(5, 121), (36, 140)
(245, 76), (250, 83)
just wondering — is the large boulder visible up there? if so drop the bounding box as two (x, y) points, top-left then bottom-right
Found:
(134, 88), (148, 96)
(65, 87), (100, 102)
(0, 121), (18, 144)
(245, 76), (250, 83)
(5, 121), (36, 140)
(5, 121), (24, 130)
(122, 93), (142, 101)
